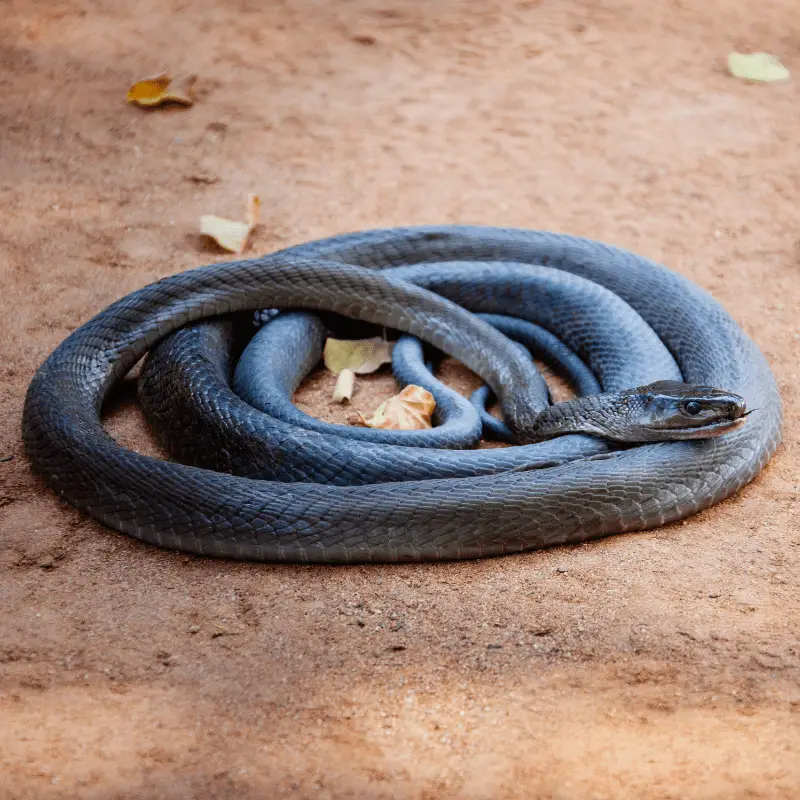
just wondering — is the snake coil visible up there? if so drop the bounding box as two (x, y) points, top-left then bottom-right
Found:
(22, 227), (782, 562)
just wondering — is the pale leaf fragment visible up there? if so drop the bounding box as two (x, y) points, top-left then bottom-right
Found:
(358, 385), (435, 431)
(200, 193), (261, 254)
(332, 368), (356, 403)
(200, 216), (251, 254)
(127, 73), (196, 107)
(323, 336), (393, 375)
(728, 52), (790, 82)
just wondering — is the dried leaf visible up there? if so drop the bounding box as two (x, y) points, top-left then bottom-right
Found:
(323, 337), (393, 375)
(332, 368), (355, 403)
(164, 74), (197, 104)
(200, 216), (251, 254)
(359, 385), (435, 431)
(127, 73), (196, 107)
(728, 52), (790, 83)
(200, 193), (260, 254)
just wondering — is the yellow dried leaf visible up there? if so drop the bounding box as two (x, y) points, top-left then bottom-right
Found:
(727, 52), (790, 83)
(127, 73), (196, 107)
(323, 337), (393, 375)
(200, 194), (260, 254)
(359, 385), (435, 431)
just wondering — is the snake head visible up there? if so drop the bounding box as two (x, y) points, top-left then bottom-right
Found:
(619, 380), (749, 441)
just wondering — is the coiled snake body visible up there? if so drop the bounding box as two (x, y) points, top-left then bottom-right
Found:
(22, 227), (782, 562)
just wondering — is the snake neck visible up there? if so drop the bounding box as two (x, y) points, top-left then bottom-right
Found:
(524, 393), (629, 442)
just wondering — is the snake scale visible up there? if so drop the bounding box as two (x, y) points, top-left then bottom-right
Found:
(21, 227), (782, 562)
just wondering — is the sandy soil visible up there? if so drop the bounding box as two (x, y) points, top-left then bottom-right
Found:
(1, 1), (799, 798)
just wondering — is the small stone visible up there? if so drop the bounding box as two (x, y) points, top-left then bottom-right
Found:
(708, 592), (721, 599)
(556, 567), (569, 574)
(188, 625), (200, 634)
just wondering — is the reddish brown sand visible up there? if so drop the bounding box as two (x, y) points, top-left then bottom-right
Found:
(1, 1), (799, 798)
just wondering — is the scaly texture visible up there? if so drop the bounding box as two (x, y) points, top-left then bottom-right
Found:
(21, 227), (782, 563)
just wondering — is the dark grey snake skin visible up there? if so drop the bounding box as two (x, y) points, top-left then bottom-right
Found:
(21, 227), (782, 562)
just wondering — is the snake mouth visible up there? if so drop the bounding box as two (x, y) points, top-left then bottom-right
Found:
(669, 414), (750, 439)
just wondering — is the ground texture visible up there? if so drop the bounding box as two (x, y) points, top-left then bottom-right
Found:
(1, 1), (798, 798)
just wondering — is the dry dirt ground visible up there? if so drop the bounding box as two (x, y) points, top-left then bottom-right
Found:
(1, 1), (799, 798)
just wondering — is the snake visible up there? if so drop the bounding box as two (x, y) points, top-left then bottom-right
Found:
(21, 226), (782, 562)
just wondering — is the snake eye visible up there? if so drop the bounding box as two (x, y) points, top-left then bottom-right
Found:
(684, 400), (702, 416)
